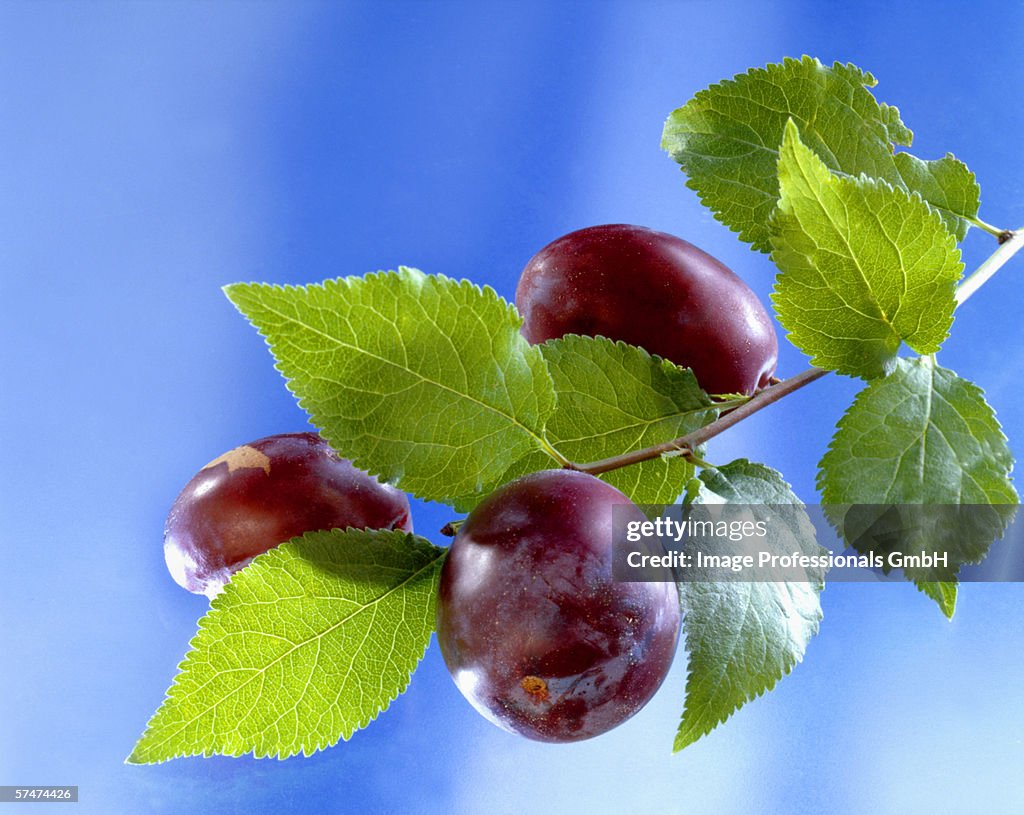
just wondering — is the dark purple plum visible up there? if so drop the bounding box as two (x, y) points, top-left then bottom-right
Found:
(436, 469), (680, 742)
(164, 432), (412, 597)
(516, 223), (778, 395)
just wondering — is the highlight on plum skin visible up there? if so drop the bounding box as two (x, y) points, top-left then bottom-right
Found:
(515, 223), (779, 395)
(164, 432), (413, 598)
(435, 469), (681, 743)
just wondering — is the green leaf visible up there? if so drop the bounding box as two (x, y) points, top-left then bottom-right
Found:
(542, 337), (719, 504)
(894, 152), (980, 239)
(918, 580), (958, 619)
(771, 120), (962, 379)
(675, 460), (824, 752)
(128, 529), (445, 763)
(451, 336), (718, 510)
(662, 55), (980, 250)
(225, 269), (558, 504)
(818, 357), (1017, 617)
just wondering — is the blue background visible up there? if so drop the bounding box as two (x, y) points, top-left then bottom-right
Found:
(2, 2), (1023, 813)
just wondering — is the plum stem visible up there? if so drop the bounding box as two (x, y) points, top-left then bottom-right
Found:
(440, 519), (464, 537)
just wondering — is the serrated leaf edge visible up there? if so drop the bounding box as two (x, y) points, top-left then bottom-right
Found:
(674, 459), (825, 752)
(663, 55), (978, 249)
(127, 529), (446, 764)
(674, 600), (822, 752)
(223, 268), (561, 501)
(816, 358), (1016, 617)
(661, 56), (899, 252)
(539, 333), (718, 426)
(770, 121), (962, 378)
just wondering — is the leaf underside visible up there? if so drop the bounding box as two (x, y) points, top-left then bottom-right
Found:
(453, 335), (718, 510)
(675, 459), (824, 751)
(771, 120), (962, 379)
(662, 55), (979, 251)
(225, 269), (557, 505)
(129, 530), (445, 763)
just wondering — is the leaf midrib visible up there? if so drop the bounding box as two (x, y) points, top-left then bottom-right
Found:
(252, 294), (555, 456)
(134, 548), (445, 760)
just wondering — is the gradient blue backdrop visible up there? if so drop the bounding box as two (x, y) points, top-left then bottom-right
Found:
(2, 2), (1023, 813)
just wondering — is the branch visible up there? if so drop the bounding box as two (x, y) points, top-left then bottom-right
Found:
(566, 366), (829, 476)
(955, 227), (1024, 306)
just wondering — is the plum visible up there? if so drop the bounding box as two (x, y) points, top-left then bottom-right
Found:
(164, 432), (412, 598)
(436, 469), (680, 742)
(516, 223), (778, 394)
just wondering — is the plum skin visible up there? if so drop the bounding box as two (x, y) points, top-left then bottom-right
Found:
(436, 469), (681, 742)
(515, 223), (778, 395)
(164, 432), (412, 598)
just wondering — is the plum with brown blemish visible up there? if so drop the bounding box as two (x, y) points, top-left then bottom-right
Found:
(164, 432), (412, 598)
(515, 223), (778, 395)
(436, 469), (681, 742)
